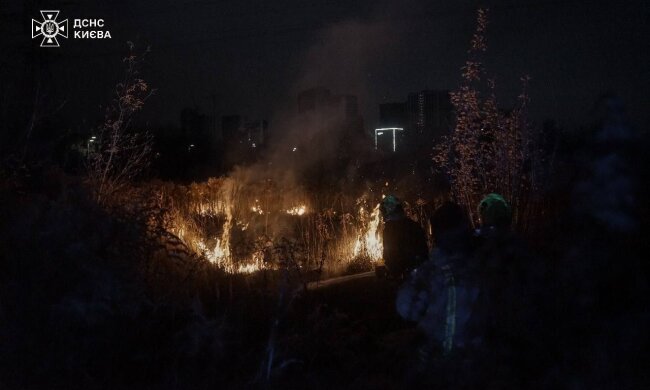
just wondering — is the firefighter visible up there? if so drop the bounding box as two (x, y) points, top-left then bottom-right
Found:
(476, 193), (512, 236)
(379, 195), (428, 280)
(472, 193), (536, 384)
(396, 202), (479, 355)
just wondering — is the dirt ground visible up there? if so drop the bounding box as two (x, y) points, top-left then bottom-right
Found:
(268, 274), (422, 389)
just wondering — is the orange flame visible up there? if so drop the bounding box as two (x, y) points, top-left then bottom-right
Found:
(286, 205), (307, 216)
(352, 203), (383, 262)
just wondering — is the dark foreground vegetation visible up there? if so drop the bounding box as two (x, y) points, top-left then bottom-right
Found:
(1, 95), (648, 389)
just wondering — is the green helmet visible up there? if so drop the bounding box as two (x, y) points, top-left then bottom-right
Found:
(478, 193), (512, 228)
(380, 195), (402, 217)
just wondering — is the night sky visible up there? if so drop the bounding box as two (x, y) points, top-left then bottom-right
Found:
(3, 0), (649, 132)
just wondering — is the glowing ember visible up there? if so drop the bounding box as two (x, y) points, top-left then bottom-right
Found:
(286, 205), (307, 216)
(250, 199), (264, 215)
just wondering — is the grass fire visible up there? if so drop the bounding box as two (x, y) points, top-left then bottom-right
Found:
(1, 3), (647, 389)
(159, 176), (388, 277)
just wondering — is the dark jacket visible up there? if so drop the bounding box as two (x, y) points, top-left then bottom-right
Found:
(397, 248), (481, 355)
(382, 216), (428, 277)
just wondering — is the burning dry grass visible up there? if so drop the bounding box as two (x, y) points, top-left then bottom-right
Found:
(152, 177), (386, 277)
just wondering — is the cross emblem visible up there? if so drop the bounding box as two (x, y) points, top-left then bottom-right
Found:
(32, 10), (68, 47)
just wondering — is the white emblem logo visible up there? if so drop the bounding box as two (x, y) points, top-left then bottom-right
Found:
(32, 10), (68, 47)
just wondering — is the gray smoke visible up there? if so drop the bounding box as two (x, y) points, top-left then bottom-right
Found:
(234, 18), (397, 192)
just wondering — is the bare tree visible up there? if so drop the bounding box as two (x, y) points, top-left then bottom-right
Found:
(434, 9), (541, 228)
(87, 42), (155, 204)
